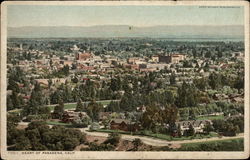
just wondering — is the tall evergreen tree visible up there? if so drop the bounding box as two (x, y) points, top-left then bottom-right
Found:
(53, 98), (64, 119)
(75, 99), (84, 112)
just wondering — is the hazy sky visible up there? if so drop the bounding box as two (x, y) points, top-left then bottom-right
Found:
(7, 5), (244, 27)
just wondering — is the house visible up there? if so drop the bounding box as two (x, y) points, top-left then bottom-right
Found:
(139, 68), (157, 72)
(62, 111), (88, 123)
(99, 112), (112, 121)
(70, 44), (80, 51)
(90, 122), (100, 130)
(127, 57), (144, 64)
(159, 54), (186, 64)
(35, 79), (49, 87)
(60, 60), (73, 67)
(124, 64), (139, 70)
(171, 54), (186, 63)
(151, 55), (159, 63)
(231, 96), (244, 103)
(109, 119), (140, 132)
(136, 106), (146, 113)
(76, 52), (92, 61)
(175, 120), (212, 135)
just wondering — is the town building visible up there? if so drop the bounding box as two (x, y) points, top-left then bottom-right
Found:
(175, 120), (212, 135)
(109, 119), (140, 132)
(76, 52), (93, 61)
(158, 54), (186, 64)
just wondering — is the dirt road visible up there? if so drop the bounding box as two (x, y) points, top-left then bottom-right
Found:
(80, 128), (244, 146)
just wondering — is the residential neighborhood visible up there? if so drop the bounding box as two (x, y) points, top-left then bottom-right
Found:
(7, 38), (244, 151)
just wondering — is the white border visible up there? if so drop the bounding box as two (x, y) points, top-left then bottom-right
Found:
(1, 1), (249, 159)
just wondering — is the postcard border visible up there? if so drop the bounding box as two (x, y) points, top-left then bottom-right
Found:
(1, 1), (249, 159)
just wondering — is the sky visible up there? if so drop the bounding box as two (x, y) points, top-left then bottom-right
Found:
(7, 5), (244, 27)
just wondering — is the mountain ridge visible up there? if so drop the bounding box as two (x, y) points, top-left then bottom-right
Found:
(7, 25), (244, 39)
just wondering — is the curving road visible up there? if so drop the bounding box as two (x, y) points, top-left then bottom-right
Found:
(80, 128), (244, 147)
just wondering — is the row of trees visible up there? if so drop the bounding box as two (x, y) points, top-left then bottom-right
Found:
(212, 116), (244, 136)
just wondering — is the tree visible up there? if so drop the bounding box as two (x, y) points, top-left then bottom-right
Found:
(169, 73), (176, 85)
(205, 51), (212, 58)
(140, 104), (160, 130)
(75, 99), (84, 112)
(110, 77), (121, 92)
(87, 100), (103, 121)
(218, 51), (223, 58)
(132, 138), (143, 151)
(14, 135), (31, 150)
(38, 106), (51, 115)
(203, 123), (213, 135)
(189, 109), (196, 120)
(104, 133), (121, 146)
(23, 82), (45, 115)
(164, 91), (175, 105)
(7, 79), (20, 93)
(208, 72), (222, 89)
(163, 104), (179, 125)
(177, 124), (182, 137)
(105, 101), (120, 112)
(7, 95), (14, 111)
(234, 76), (244, 91)
(176, 82), (198, 108)
(53, 99), (64, 119)
(48, 78), (52, 89)
(120, 91), (138, 112)
(193, 77), (207, 91)
(12, 91), (22, 109)
(63, 138), (80, 150)
(72, 116), (91, 128)
(62, 65), (70, 76)
(184, 124), (195, 137)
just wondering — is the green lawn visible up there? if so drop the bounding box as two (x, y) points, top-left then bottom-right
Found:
(7, 100), (118, 113)
(178, 138), (244, 151)
(196, 115), (224, 120)
(140, 131), (219, 141)
(8, 109), (22, 113)
(48, 103), (77, 111)
(48, 100), (117, 111)
(92, 129), (131, 134)
(182, 137), (243, 146)
(46, 121), (72, 126)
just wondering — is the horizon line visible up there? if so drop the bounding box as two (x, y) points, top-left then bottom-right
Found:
(8, 24), (244, 28)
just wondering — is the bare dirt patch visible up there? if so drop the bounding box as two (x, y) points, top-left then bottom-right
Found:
(16, 124), (27, 130)
(116, 140), (134, 151)
(86, 135), (107, 145)
(74, 144), (89, 151)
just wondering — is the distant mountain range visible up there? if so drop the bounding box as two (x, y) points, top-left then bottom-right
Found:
(7, 25), (244, 39)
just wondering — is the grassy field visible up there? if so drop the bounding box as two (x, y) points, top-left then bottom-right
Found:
(196, 115), (224, 120)
(178, 138), (244, 151)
